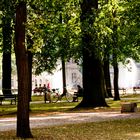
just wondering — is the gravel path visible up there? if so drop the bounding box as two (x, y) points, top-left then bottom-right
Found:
(0, 111), (140, 132)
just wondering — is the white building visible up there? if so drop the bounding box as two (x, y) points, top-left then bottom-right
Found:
(2, 59), (82, 93)
(2, 56), (140, 92)
(32, 60), (82, 92)
(110, 58), (140, 89)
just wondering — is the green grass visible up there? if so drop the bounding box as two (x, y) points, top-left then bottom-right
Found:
(0, 104), (17, 117)
(121, 93), (140, 98)
(0, 95), (79, 117)
(1, 94), (140, 117)
(1, 118), (140, 140)
(29, 102), (79, 116)
(1, 94), (140, 139)
(31, 95), (44, 102)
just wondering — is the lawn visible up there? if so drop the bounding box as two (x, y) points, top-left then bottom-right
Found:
(1, 118), (140, 140)
(0, 95), (80, 117)
(1, 94), (140, 117)
(1, 94), (140, 139)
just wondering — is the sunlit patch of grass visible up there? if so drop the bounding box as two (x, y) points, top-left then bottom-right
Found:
(31, 95), (44, 101)
(30, 102), (78, 112)
(0, 104), (17, 117)
(28, 118), (140, 140)
(1, 118), (140, 139)
(107, 100), (121, 108)
(29, 101), (80, 116)
(1, 94), (140, 117)
(126, 132), (140, 139)
(121, 94), (140, 98)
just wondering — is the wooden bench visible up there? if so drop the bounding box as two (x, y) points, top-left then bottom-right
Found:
(0, 94), (17, 105)
(111, 88), (126, 95)
(119, 88), (126, 94)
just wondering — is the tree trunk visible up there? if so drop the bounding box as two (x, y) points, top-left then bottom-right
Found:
(78, 52), (108, 107)
(28, 50), (32, 102)
(62, 59), (67, 95)
(59, 13), (67, 95)
(2, 14), (12, 95)
(112, 10), (120, 101)
(15, 2), (33, 138)
(77, 0), (108, 108)
(103, 56), (113, 98)
(113, 57), (120, 100)
(27, 35), (33, 102)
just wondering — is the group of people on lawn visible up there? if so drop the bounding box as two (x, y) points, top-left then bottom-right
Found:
(33, 83), (83, 102)
(33, 83), (50, 94)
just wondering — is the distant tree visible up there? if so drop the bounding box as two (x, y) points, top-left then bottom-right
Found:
(111, 1), (120, 100)
(1, 0), (13, 95)
(103, 53), (113, 98)
(27, 35), (33, 102)
(101, 0), (113, 98)
(97, 0), (122, 100)
(30, 1), (81, 92)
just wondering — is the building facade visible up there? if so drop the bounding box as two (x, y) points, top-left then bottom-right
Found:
(110, 58), (140, 89)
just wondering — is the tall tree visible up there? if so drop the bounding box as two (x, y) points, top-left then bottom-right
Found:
(104, 56), (113, 98)
(77, 0), (108, 107)
(2, 0), (13, 95)
(111, 1), (120, 100)
(98, 0), (122, 100)
(27, 35), (33, 102)
(103, 48), (113, 98)
(15, 1), (33, 138)
(101, 0), (113, 98)
(31, 1), (80, 90)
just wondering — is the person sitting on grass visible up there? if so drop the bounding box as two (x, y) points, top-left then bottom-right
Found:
(73, 85), (83, 102)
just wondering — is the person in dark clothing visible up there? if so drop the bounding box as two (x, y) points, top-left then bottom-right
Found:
(33, 84), (38, 94)
(42, 84), (48, 92)
(73, 85), (83, 102)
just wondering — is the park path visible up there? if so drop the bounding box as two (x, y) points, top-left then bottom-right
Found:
(0, 111), (140, 132)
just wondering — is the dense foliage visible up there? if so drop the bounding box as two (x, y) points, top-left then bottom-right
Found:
(0, 0), (139, 73)
(0, 0), (139, 138)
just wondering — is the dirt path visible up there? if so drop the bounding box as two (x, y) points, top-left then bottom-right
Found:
(0, 111), (140, 132)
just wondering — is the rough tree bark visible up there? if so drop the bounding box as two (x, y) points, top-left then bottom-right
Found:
(15, 2), (33, 138)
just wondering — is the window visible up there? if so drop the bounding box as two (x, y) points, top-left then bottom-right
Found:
(72, 73), (77, 83)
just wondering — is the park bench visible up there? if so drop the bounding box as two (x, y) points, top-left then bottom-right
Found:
(133, 86), (140, 94)
(119, 88), (126, 94)
(111, 88), (126, 95)
(0, 94), (17, 105)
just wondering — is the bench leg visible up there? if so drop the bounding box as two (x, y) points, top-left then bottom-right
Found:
(133, 89), (137, 94)
(73, 96), (78, 102)
(10, 99), (16, 105)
